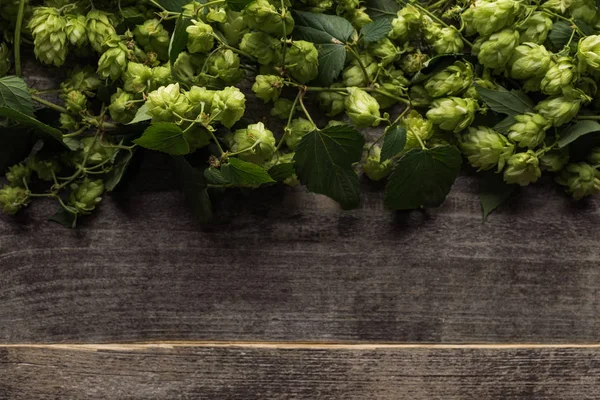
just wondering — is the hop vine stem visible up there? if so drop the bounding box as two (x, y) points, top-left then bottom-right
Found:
(14, 0), (26, 76)
(409, 2), (474, 47)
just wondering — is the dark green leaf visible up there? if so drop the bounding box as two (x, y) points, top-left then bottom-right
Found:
(410, 54), (464, 85)
(548, 20), (575, 49)
(227, 0), (254, 11)
(294, 124), (365, 209)
(155, 0), (188, 11)
(133, 122), (190, 155)
(169, 15), (192, 65)
(493, 115), (517, 134)
(62, 137), (82, 151)
(557, 120), (600, 148)
(0, 107), (70, 148)
(314, 44), (347, 86)
(204, 167), (229, 184)
(220, 157), (275, 186)
(479, 172), (516, 221)
(48, 208), (77, 228)
(104, 149), (135, 191)
(293, 11), (356, 43)
(384, 145), (462, 210)
(360, 18), (393, 43)
(475, 85), (534, 116)
(120, 7), (147, 25)
(268, 162), (295, 181)
(365, 0), (400, 19)
(172, 156), (212, 222)
(0, 76), (34, 116)
(128, 104), (152, 125)
(380, 124), (406, 161)
(575, 19), (594, 36)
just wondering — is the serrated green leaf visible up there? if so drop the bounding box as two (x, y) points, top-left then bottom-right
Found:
(293, 11), (356, 43)
(384, 145), (462, 210)
(268, 162), (295, 181)
(380, 124), (406, 161)
(155, 0), (188, 11)
(48, 208), (77, 228)
(548, 20), (575, 50)
(314, 44), (347, 86)
(128, 103), (152, 125)
(227, 0), (254, 11)
(169, 15), (192, 65)
(364, 0), (400, 19)
(173, 156), (212, 222)
(479, 171), (516, 221)
(557, 120), (600, 148)
(220, 157), (275, 186)
(104, 148), (135, 192)
(294, 124), (365, 209)
(133, 122), (190, 155)
(0, 107), (70, 148)
(360, 18), (393, 42)
(475, 85), (534, 117)
(0, 76), (34, 117)
(204, 167), (229, 184)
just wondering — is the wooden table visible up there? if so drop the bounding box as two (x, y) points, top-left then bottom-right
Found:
(1, 152), (600, 399)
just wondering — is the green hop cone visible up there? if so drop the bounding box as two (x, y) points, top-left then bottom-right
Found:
(461, 8), (476, 37)
(336, 0), (359, 13)
(342, 54), (378, 87)
(285, 117), (316, 150)
(478, 29), (519, 69)
(344, 87), (381, 128)
(211, 86), (246, 128)
(426, 97), (477, 133)
(363, 145), (392, 181)
(540, 148), (569, 171)
(207, 49), (245, 84)
(61, 66), (102, 95)
(556, 162), (600, 199)
(97, 38), (129, 80)
(534, 95), (580, 127)
(79, 137), (117, 166)
(151, 65), (172, 89)
(464, 77), (496, 99)
(206, 7), (227, 23)
(372, 68), (409, 109)
(172, 52), (204, 86)
(400, 51), (428, 75)
(471, 0), (520, 36)
(86, 10), (117, 53)
(346, 7), (372, 29)
(317, 84), (346, 116)
(122, 62), (153, 93)
(459, 126), (514, 171)
(541, 0), (574, 13)
(28, 7), (68, 66)
(507, 113), (550, 149)
(63, 90), (87, 114)
(570, 0), (597, 24)
(403, 110), (434, 151)
(389, 13), (409, 41)
(270, 98), (295, 119)
(0, 186), (29, 215)
(243, 0), (294, 36)
(578, 35), (600, 71)
(219, 11), (248, 47)
(286, 41), (319, 84)
(108, 88), (138, 124)
(431, 27), (464, 55)
(147, 83), (191, 122)
(425, 61), (473, 98)
(28, 157), (61, 181)
(509, 43), (552, 80)
(186, 20), (214, 53)
(186, 86), (216, 118)
(252, 75), (284, 103)
(6, 163), (30, 188)
(409, 85), (433, 106)
(503, 151), (542, 186)
(369, 38), (401, 67)
(518, 12), (552, 44)
(239, 32), (281, 65)
(68, 178), (104, 214)
(133, 19), (170, 60)
(587, 147), (600, 165)
(65, 14), (87, 47)
(0, 43), (10, 77)
(231, 122), (277, 164)
(540, 57), (575, 96)
(60, 113), (79, 130)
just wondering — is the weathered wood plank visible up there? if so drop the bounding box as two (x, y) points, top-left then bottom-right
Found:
(1, 345), (600, 399)
(1, 153), (600, 343)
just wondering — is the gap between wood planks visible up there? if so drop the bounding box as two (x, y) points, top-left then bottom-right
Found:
(3, 342), (600, 351)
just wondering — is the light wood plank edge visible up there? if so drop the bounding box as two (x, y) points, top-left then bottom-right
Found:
(3, 342), (600, 351)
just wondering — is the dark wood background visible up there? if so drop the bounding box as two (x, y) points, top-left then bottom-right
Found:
(1, 149), (600, 398)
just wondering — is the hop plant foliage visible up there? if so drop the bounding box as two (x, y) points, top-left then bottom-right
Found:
(3, 0), (600, 226)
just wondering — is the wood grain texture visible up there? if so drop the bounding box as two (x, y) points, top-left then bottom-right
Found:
(1, 152), (600, 344)
(1, 345), (600, 399)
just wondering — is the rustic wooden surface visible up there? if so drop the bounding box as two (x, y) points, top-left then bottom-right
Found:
(2, 151), (600, 397)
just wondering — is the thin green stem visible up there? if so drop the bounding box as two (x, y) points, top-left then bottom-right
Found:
(276, 90), (302, 151)
(542, 10), (584, 35)
(226, 139), (262, 157)
(578, 115), (600, 120)
(372, 89), (411, 105)
(213, 34), (255, 60)
(415, 131), (427, 150)
(208, 130), (225, 156)
(32, 96), (68, 113)
(280, 0), (288, 67)
(410, 2), (474, 47)
(14, 0), (26, 76)
(346, 45), (370, 84)
(63, 126), (88, 137)
(298, 93), (317, 127)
